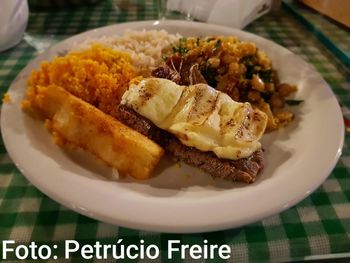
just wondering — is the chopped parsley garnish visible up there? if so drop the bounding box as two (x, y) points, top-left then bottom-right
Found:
(245, 65), (255, 79)
(240, 55), (255, 65)
(261, 92), (272, 101)
(285, 99), (304, 106)
(201, 63), (217, 87)
(258, 69), (273, 83)
(172, 37), (189, 55)
(212, 39), (222, 53)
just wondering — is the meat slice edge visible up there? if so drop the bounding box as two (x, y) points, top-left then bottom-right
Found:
(116, 105), (264, 183)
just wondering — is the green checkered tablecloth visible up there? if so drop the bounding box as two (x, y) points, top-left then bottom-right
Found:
(283, 0), (350, 68)
(1, 0), (350, 262)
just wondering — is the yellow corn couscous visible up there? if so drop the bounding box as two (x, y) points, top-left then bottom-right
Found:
(25, 44), (137, 118)
(162, 36), (298, 130)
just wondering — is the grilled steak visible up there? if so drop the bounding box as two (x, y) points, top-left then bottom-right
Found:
(117, 105), (264, 183)
(152, 66), (181, 84)
(151, 58), (207, 86)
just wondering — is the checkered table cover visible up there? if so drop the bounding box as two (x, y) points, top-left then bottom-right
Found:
(0, 0), (349, 262)
(283, 0), (350, 68)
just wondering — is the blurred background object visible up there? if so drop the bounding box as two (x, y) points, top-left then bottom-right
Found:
(164, 0), (281, 28)
(301, 0), (350, 28)
(157, 0), (194, 20)
(0, 0), (29, 52)
(283, 0), (350, 68)
(28, 0), (102, 10)
(113, 0), (280, 26)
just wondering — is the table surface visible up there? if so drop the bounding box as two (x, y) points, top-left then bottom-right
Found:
(1, 0), (350, 262)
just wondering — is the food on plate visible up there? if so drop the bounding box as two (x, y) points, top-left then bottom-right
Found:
(22, 29), (300, 183)
(27, 44), (137, 118)
(154, 36), (297, 130)
(23, 84), (164, 179)
(118, 78), (267, 183)
(73, 30), (181, 76)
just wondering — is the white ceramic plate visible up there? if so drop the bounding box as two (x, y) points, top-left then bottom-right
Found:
(1, 21), (344, 233)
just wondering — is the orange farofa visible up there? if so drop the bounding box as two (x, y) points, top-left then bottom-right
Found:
(25, 44), (137, 117)
(2, 93), (11, 103)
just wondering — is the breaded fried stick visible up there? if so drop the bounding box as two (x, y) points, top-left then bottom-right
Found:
(22, 85), (164, 179)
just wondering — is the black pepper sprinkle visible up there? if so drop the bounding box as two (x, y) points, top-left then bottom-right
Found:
(253, 112), (260, 121)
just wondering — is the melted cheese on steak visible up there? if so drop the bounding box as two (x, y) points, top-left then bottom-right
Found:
(121, 78), (267, 160)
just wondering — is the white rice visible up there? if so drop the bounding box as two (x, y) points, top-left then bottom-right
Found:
(73, 29), (181, 76)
